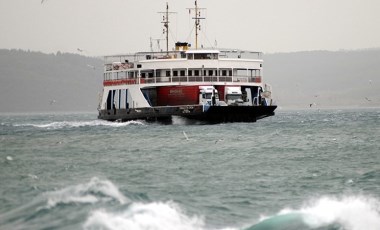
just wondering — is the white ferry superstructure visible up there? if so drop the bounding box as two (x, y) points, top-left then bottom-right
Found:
(98, 1), (277, 123)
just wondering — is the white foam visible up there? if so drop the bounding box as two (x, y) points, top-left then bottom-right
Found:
(43, 177), (128, 209)
(27, 174), (39, 180)
(16, 120), (145, 129)
(269, 195), (380, 230)
(84, 201), (237, 230)
(301, 196), (380, 230)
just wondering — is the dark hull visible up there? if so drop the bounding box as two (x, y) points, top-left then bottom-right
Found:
(98, 105), (277, 123)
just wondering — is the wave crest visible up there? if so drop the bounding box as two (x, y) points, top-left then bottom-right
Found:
(15, 120), (145, 129)
(253, 195), (380, 230)
(83, 202), (206, 230)
(43, 177), (128, 209)
(301, 196), (380, 230)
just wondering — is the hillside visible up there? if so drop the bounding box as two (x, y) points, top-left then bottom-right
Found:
(0, 49), (379, 113)
(0, 50), (103, 113)
(264, 49), (380, 108)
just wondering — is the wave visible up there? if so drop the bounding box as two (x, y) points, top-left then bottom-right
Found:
(42, 177), (128, 209)
(83, 195), (380, 230)
(2, 176), (380, 230)
(14, 120), (145, 129)
(84, 201), (236, 230)
(248, 195), (380, 230)
(0, 177), (129, 230)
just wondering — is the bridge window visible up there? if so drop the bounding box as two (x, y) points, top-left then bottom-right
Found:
(187, 52), (218, 60)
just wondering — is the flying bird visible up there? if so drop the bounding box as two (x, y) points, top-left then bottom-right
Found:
(365, 97), (372, 102)
(309, 103), (316, 107)
(215, 139), (223, 144)
(77, 48), (85, 52)
(87, 64), (96, 70)
(41, 0), (47, 4)
(182, 131), (189, 141)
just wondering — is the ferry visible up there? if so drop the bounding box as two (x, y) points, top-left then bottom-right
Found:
(98, 1), (277, 123)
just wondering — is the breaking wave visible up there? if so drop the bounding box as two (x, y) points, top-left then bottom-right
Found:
(0, 178), (129, 229)
(83, 202), (209, 230)
(300, 196), (380, 230)
(42, 177), (128, 209)
(249, 195), (380, 230)
(83, 195), (380, 230)
(2, 175), (380, 230)
(14, 120), (145, 129)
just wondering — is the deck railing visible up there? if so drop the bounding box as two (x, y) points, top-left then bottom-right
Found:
(103, 75), (261, 86)
(104, 50), (262, 66)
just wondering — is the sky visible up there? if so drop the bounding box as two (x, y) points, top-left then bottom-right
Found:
(1, 0), (380, 56)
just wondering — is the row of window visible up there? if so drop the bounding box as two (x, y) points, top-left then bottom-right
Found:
(187, 53), (219, 60)
(166, 69), (232, 77)
(104, 69), (261, 80)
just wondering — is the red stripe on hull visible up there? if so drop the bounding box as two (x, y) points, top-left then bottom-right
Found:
(103, 79), (138, 86)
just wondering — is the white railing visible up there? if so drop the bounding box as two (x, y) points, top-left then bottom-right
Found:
(103, 75), (262, 86)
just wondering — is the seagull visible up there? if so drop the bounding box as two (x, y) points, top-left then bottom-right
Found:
(41, 0), (47, 4)
(215, 139), (223, 144)
(183, 131), (189, 141)
(77, 48), (85, 52)
(365, 97), (372, 102)
(49, 99), (57, 105)
(87, 64), (96, 70)
(309, 103), (316, 107)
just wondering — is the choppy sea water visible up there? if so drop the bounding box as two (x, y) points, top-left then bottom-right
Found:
(0, 108), (380, 230)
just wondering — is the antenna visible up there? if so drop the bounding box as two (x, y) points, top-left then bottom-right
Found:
(158, 2), (176, 54)
(187, 0), (206, 49)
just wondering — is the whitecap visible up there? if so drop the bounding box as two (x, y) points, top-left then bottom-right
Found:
(260, 195), (380, 230)
(83, 201), (238, 230)
(27, 174), (39, 180)
(43, 177), (128, 209)
(83, 201), (205, 230)
(301, 196), (380, 229)
(14, 120), (145, 129)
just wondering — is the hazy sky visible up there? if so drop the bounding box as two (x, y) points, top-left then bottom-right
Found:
(1, 0), (380, 56)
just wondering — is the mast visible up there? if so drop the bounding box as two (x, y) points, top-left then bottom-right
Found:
(158, 2), (176, 54)
(188, 0), (206, 49)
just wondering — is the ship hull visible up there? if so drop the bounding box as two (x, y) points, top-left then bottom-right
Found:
(98, 105), (277, 123)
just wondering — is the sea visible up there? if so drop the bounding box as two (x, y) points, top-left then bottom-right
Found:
(0, 108), (380, 230)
